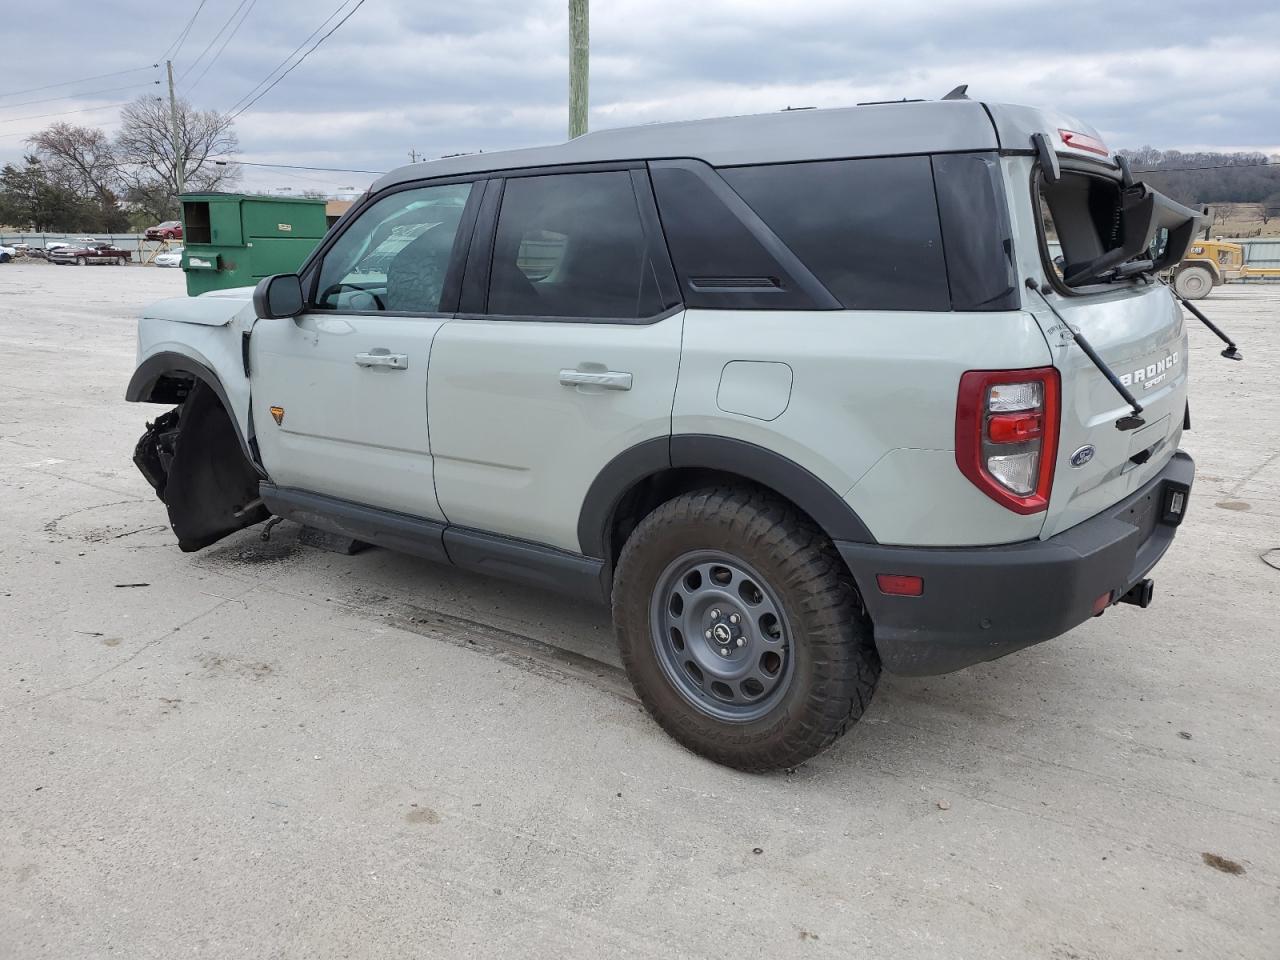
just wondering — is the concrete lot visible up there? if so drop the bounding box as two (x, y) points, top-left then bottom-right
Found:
(1, 261), (1277, 959)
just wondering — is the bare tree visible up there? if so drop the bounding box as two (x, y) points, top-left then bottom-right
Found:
(26, 123), (118, 202)
(22, 125), (130, 231)
(1259, 192), (1280, 226)
(114, 94), (241, 222)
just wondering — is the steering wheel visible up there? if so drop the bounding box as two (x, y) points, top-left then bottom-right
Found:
(322, 282), (386, 311)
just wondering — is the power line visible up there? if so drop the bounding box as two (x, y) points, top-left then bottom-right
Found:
(1, 81), (160, 111)
(0, 65), (158, 101)
(160, 0), (209, 64)
(1134, 159), (1280, 174)
(0, 100), (147, 127)
(229, 0), (369, 120)
(180, 0), (254, 83)
(224, 0), (354, 115)
(212, 157), (386, 174)
(246, 165), (361, 188)
(186, 0), (259, 92)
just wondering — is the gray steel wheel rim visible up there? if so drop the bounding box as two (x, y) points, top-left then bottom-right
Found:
(649, 550), (794, 723)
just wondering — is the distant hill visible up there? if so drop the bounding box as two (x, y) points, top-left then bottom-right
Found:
(1121, 148), (1280, 238)
(1124, 148), (1280, 204)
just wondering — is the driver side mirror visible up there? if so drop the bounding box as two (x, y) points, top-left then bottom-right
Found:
(253, 273), (304, 319)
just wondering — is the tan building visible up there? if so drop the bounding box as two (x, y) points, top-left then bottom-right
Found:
(325, 199), (354, 227)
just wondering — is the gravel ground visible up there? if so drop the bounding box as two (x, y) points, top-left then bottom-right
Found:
(1, 260), (1277, 959)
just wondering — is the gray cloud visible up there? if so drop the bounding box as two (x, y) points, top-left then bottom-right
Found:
(3, 0), (1277, 195)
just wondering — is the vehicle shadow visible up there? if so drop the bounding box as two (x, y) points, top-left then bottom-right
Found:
(196, 521), (1086, 779)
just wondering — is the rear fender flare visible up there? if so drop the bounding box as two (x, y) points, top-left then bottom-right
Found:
(576, 434), (878, 560)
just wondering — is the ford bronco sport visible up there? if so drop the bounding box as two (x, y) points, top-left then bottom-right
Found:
(128, 95), (1205, 770)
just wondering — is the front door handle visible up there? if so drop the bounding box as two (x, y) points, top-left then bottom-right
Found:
(559, 369), (633, 391)
(355, 351), (408, 370)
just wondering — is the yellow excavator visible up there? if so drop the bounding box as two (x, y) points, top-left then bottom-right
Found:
(1172, 212), (1280, 299)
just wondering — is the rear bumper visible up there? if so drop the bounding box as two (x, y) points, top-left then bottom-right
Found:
(836, 450), (1195, 676)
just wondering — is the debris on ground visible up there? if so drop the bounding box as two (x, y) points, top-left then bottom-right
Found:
(1202, 852), (1246, 875)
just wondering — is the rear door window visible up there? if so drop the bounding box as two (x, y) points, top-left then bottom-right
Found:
(719, 157), (950, 311)
(487, 171), (665, 319)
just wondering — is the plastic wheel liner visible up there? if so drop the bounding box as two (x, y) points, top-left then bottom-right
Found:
(133, 381), (267, 551)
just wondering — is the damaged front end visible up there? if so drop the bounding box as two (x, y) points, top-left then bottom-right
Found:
(133, 381), (268, 551)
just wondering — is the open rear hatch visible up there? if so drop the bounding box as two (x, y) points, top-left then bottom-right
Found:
(1022, 145), (1205, 538)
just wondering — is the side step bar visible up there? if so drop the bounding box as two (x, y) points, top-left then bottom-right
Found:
(259, 484), (608, 601)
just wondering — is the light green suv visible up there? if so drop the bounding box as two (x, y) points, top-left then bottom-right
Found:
(128, 95), (1204, 770)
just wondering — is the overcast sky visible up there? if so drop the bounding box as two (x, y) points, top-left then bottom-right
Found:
(3, 0), (1277, 196)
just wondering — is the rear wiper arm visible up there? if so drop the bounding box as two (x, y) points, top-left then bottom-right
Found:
(1162, 279), (1243, 360)
(1113, 259), (1154, 280)
(1062, 248), (1130, 287)
(1026, 280), (1146, 431)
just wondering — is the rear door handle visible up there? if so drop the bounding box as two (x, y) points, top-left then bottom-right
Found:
(559, 369), (633, 391)
(355, 351), (408, 370)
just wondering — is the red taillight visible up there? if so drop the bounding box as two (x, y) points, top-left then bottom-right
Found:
(1058, 128), (1109, 156)
(877, 574), (923, 597)
(987, 411), (1044, 444)
(955, 367), (1060, 515)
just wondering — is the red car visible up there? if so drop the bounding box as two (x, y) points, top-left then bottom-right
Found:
(145, 221), (183, 241)
(49, 241), (132, 266)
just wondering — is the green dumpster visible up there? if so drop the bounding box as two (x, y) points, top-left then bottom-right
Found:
(180, 193), (328, 296)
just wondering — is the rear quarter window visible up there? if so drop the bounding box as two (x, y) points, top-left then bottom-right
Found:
(719, 157), (950, 311)
(931, 152), (1019, 311)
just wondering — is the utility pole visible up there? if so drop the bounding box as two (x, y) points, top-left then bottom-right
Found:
(166, 60), (185, 198)
(408, 148), (421, 163)
(568, 0), (588, 139)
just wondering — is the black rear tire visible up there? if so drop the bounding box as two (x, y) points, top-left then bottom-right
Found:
(612, 486), (879, 771)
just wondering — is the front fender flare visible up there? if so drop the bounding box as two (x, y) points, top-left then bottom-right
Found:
(126, 351), (258, 469)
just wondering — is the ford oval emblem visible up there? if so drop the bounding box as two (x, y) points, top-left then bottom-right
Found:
(1070, 444), (1095, 468)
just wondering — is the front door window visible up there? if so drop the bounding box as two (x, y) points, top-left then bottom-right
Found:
(315, 182), (473, 313)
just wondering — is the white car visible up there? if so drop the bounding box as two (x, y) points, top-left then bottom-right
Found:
(0, 244), (16, 264)
(154, 247), (184, 268)
(44, 238), (96, 255)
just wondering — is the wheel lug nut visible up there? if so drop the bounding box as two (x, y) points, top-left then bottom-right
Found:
(736, 637), (745, 647)
(718, 648), (729, 657)
(710, 608), (721, 620)
(704, 630), (712, 639)
(729, 614), (740, 624)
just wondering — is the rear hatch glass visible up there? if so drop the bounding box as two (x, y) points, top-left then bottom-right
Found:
(1040, 171), (1196, 289)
